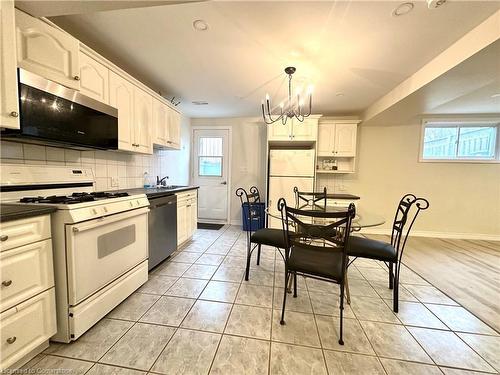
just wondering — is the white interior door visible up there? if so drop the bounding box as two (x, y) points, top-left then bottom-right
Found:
(193, 129), (229, 223)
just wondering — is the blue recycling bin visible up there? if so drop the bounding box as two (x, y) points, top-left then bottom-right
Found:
(242, 202), (265, 231)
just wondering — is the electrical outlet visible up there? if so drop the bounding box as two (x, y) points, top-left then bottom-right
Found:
(110, 177), (119, 187)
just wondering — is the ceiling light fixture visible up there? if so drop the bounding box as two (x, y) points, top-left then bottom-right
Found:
(392, 2), (414, 16)
(193, 19), (208, 31)
(261, 66), (313, 125)
(192, 100), (208, 105)
(491, 93), (500, 98)
(336, 93), (345, 97)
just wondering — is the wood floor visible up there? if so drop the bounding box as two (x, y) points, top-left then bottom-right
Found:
(369, 235), (500, 332)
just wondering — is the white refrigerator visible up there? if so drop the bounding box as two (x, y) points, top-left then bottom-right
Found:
(268, 149), (315, 228)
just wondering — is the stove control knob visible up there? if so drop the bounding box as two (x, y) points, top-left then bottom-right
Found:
(136, 200), (140, 206)
(103, 206), (108, 213)
(129, 202), (133, 207)
(92, 209), (98, 215)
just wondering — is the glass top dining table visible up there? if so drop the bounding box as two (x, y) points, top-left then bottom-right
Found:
(265, 206), (386, 231)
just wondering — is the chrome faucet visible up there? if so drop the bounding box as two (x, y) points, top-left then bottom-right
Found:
(156, 175), (169, 186)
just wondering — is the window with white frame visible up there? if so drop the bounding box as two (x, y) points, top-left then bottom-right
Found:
(420, 119), (500, 162)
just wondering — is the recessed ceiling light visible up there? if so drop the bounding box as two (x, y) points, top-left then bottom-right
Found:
(336, 93), (344, 97)
(192, 100), (208, 105)
(193, 19), (208, 31)
(392, 2), (414, 16)
(491, 93), (500, 98)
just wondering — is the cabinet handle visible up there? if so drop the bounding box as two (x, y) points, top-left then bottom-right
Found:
(2, 280), (12, 287)
(186, 204), (191, 207)
(10, 111), (18, 118)
(6, 337), (16, 344)
(74, 75), (80, 81)
(0, 235), (8, 241)
(167, 141), (172, 144)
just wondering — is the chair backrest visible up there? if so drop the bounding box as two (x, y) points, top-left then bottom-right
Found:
(278, 198), (355, 278)
(294, 186), (327, 210)
(249, 186), (261, 203)
(236, 187), (264, 235)
(391, 194), (430, 258)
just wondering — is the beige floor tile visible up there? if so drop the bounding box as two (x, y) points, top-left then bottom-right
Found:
(408, 327), (495, 372)
(212, 265), (245, 282)
(360, 321), (432, 363)
(86, 364), (146, 375)
(272, 310), (321, 347)
(323, 351), (385, 375)
(425, 304), (497, 335)
(45, 318), (133, 361)
(166, 278), (208, 298)
(137, 275), (177, 295)
(404, 285), (458, 305)
(305, 278), (338, 293)
(315, 315), (374, 355)
(139, 296), (195, 326)
(347, 278), (380, 298)
(250, 257), (276, 273)
(222, 255), (247, 267)
(369, 281), (418, 302)
(309, 290), (356, 318)
(346, 266), (365, 279)
(270, 342), (327, 375)
(29, 355), (93, 375)
(235, 284), (274, 308)
(399, 265), (430, 286)
(273, 287), (313, 313)
(153, 261), (191, 277)
(171, 251), (201, 263)
(183, 264), (218, 280)
(351, 258), (383, 268)
(379, 358), (443, 375)
(181, 300), (232, 333)
(350, 295), (401, 323)
(107, 293), (160, 321)
(457, 333), (500, 372)
(225, 304), (272, 340)
(205, 245), (231, 255)
(152, 329), (220, 375)
(386, 301), (448, 329)
(200, 280), (240, 303)
(440, 368), (491, 375)
(209, 335), (270, 375)
(245, 269), (275, 286)
(274, 272), (307, 290)
(196, 253), (225, 266)
(357, 267), (389, 283)
(100, 323), (175, 371)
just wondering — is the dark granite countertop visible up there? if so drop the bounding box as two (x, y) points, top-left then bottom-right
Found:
(114, 186), (199, 199)
(326, 193), (360, 200)
(1, 204), (57, 223)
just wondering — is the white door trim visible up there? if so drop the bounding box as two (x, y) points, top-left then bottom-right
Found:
(191, 125), (232, 225)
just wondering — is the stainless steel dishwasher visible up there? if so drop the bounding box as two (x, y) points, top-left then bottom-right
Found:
(148, 194), (177, 270)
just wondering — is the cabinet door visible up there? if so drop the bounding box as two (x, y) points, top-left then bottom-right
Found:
(133, 88), (153, 154)
(317, 123), (334, 156)
(167, 108), (181, 149)
(0, 0), (19, 129)
(291, 118), (318, 141)
(267, 121), (292, 141)
(152, 98), (168, 146)
(79, 52), (109, 103)
(15, 9), (80, 89)
(177, 203), (187, 245)
(189, 199), (197, 238)
(109, 72), (135, 152)
(334, 123), (357, 157)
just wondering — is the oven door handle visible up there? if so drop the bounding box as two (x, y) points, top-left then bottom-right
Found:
(71, 207), (149, 233)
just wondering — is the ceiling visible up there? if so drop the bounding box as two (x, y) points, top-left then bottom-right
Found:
(50, 1), (500, 118)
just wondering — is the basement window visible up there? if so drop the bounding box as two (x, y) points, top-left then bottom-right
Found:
(420, 119), (500, 162)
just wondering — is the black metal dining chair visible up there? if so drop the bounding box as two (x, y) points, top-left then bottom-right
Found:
(347, 194), (429, 313)
(278, 198), (355, 345)
(236, 187), (286, 281)
(294, 186), (327, 209)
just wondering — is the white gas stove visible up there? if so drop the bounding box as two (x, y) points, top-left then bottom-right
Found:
(1, 164), (149, 342)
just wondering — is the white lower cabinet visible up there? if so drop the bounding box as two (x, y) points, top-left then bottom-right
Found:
(0, 214), (56, 370)
(177, 190), (198, 246)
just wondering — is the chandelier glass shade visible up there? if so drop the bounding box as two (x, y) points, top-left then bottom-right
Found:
(261, 66), (313, 125)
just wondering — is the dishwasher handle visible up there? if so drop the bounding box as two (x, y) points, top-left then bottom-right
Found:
(149, 194), (177, 209)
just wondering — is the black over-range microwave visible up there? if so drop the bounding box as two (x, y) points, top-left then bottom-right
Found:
(2, 69), (118, 150)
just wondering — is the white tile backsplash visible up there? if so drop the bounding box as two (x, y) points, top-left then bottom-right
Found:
(23, 144), (46, 160)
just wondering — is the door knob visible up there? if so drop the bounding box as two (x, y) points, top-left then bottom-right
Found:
(2, 280), (12, 287)
(10, 111), (18, 118)
(0, 235), (8, 241)
(221, 181), (227, 185)
(74, 75), (80, 81)
(6, 337), (16, 344)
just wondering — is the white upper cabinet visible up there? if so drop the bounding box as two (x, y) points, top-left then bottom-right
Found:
(317, 121), (358, 157)
(109, 71), (135, 152)
(133, 87), (153, 154)
(79, 52), (109, 103)
(152, 98), (168, 146)
(15, 9), (80, 89)
(267, 117), (319, 142)
(0, 0), (19, 129)
(167, 108), (181, 149)
(334, 123), (357, 157)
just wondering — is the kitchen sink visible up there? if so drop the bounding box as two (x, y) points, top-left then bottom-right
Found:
(159, 185), (188, 189)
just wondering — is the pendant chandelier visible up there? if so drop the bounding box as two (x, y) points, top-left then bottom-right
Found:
(261, 66), (313, 125)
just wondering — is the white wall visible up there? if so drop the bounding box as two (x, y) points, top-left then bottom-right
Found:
(0, 115), (191, 190)
(317, 120), (500, 238)
(191, 117), (267, 224)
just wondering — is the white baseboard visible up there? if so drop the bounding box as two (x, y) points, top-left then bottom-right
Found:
(359, 228), (500, 241)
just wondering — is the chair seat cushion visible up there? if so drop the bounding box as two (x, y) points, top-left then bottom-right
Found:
(288, 245), (344, 282)
(347, 236), (397, 261)
(251, 228), (286, 248)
